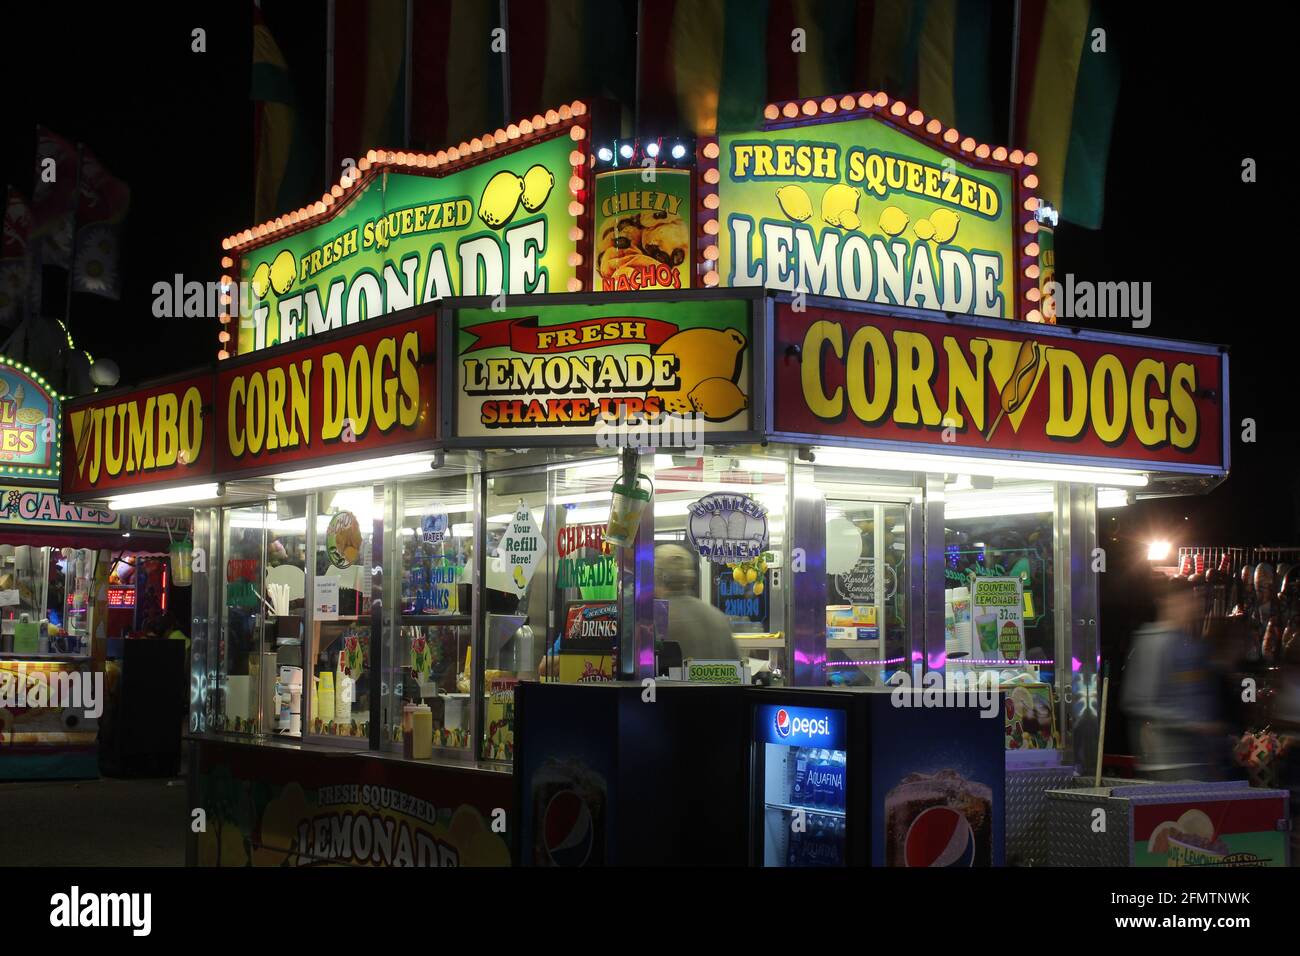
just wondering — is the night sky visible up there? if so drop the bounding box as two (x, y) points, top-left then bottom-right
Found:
(0, 2), (1287, 556)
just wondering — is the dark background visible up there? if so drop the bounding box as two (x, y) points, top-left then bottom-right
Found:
(0, 2), (1288, 556)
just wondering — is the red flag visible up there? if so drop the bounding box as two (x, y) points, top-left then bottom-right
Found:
(72, 148), (130, 299)
(0, 187), (33, 325)
(30, 127), (80, 268)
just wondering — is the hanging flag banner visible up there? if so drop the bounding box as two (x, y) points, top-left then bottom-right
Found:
(717, 107), (1035, 320)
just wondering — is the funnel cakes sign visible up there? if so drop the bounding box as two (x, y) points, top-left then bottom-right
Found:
(774, 301), (1228, 473)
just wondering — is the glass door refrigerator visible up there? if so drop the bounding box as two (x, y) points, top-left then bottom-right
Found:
(751, 690), (864, 866)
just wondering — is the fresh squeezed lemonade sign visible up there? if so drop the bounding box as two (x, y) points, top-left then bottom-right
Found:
(719, 116), (1016, 318)
(238, 135), (576, 354)
(455, 297), (752, 437)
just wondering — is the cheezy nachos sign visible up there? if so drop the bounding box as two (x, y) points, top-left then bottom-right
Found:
(775, 301), (1227, 472)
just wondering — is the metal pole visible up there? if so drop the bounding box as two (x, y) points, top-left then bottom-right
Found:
(499, 0), (511, 123)
(62, 143), (83, 328)
(404, 0), (413, 146)
(325, 0), (336, 186)
(1008, 0), (1023, 145)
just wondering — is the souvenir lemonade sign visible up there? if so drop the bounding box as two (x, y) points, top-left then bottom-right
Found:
(717, 96), (1037, 321)
(232, 110), (588, 355)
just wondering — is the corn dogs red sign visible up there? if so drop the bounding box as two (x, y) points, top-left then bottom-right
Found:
(62, 374), (214, 497)
(775, 303), (1227, 470)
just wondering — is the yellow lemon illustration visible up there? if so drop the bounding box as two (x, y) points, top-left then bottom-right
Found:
(878, 206), (909, 235)
(687, 377), (749, 421)
(520, 164), (555, 213)
(745, 568), (758, 584)
(250, 261), (271, 298)
(753, 581), (765, 596)
(820, 183), (861, 226)
(913, 218), (935, 241)
(733, 566), (747, 584)
(648, 327), (748, 416)
(269, 249), (296, 295)
(840, 210), (861, 230)
(512, 565), (527, 589)
(775, 184), (813, 222)
(929, 207), (961, 243)
(479, 170), (525, 228)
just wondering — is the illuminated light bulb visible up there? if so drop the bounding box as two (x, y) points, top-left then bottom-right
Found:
(569, 174), (584, 193)
(1024, 151), (1038, 166)
(1024, 196), (1039, 211)
(567, 277), (583, 292)
(619, 143), (634, 159)
(502, 125), (518, 141)
(671, 142), (687, 159)
(220, 293), (232, 305)
(840, 94), (856, 110)
(703, 193), (719, 209)
(568, 226), (584, 242)
(374, 149), (387, 163)
(703, 270), (719, 287)
(1025, 264), (1040, 280)
(437, 150), (449, 163)
(960, 137), (975, 151)
(470, 138), (482, 151)
(821, 97), (837, 113)
(572, 100), (587, 116)
(1026, 241), (1040, 257)
(570, 125), (586, 141)
(1024, 220), (1039, 234)
(366, 149), (378, 162)
(802, 99), (818, 116)
(1027, 287), (1041, 302)
(890, 100), (907, 116)
(1024, 173), (1039, 189)
(873, 91), (888, 107)
(459, 142), (472, 155)
(993, 146), (1008, 162)
(703, 219), (719, 235)
(926, 119), (941, 134)
(858, 93), (873, 109)
(357, 157), (370, 171)
(568, 252), (583, 267)
(559, 104), (573, 121)
(221, 238), (232, 250)
(220, 274), (233, 285)
(975, 144), (991, 159)
(782, 102), (799, 118)
(218, 330), (230, 343)
(703, 168), (720, 184)
(764, 103), (779, 120)
(645, 141), (660, 158)
(1026, 309), (1043, 323)
(1009, 149), (1024, 164)
(568, 201), (584, 217)
(221, 256), (233, 268)
(531, 115), (545, 129)
(908, 109), (923, 125)
(545, 110), (560, 124)
(219, 313), (232, 324)
(447, 147), (460, 161)
(944, 128), (959, 144)
(597, 146), (613, 162)
(243, 230), (254, 242)
(702, 141), (719, 159)
(314, 202), (326, 215)
(570, 149), (584, 166)
(519, 120), (534, 135)
(704, 244), (719, 260)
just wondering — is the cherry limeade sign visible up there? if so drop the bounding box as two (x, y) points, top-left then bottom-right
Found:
(775, 302), (1226, 471)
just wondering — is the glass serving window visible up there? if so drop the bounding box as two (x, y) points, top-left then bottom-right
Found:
(309, 486), (374, 742)
(652, 453), (789, 678)
(384, 474), (474, 758)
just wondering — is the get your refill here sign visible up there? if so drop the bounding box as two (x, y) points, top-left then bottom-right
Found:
(775, 301), (1228, 473)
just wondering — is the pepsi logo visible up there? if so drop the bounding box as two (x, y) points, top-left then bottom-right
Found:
(542, 789), (595, 866)
(903, 807), (975, 867)
(774, 708), (791, 737)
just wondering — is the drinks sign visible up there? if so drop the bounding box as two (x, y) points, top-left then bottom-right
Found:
(971, 576), (1024, 661)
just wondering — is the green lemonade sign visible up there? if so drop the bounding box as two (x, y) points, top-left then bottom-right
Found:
(719, 115), (1016, 318)
(238, 134), (578, 354)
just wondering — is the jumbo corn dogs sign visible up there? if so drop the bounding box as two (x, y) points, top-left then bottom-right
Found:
(776, 302), (1227, 471)
(719, 113), (1025, 319)
(236, 134), (578, 355)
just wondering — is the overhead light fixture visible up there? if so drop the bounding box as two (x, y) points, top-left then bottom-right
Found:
(811, 446), (1149, 488)
(597, 146), (613, 162)
(619, 143), (634, 159)
(1147, 540), (1172, 561)
(106, 483), (224, 510)
(645, 142), (660, 158)
(671, 143), (687, 159)
(273, 453), (436, 493)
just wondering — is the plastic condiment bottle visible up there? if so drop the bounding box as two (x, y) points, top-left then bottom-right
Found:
(402, 704), (416, 759)
(411, 705), (433, 759)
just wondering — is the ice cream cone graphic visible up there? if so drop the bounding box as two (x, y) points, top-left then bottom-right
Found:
(984, 339), (1041, 442)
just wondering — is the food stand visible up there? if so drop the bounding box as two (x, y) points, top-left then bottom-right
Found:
(57, 92), (1233, 865)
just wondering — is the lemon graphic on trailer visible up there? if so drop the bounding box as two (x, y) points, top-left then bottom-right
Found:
(776, 185), (813, 222)
(929, 208), (961, 243)
(479, 170), (525, 228)
(913, 218), (935, 241)
(648, 327), (748, 416)
(688, 377), (748, 422)
(840, 210), (861, 230)
(878, 206), (909, 235)
(250, 261), (271, 298)
(820, 183), (861, 227)
(269, 249), (296, 295)
(520, 164), (554, 213)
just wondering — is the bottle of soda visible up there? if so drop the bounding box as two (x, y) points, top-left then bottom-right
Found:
(792, 747), (809, 804)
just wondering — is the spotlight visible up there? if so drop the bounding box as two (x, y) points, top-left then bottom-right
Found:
(671, 143), (687, 160)
(619, 143), (634, 159)
(645, 141), (660, 158)
(597, 146), (613, 162)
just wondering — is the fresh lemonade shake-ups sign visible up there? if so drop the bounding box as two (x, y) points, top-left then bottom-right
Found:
(719, 115), (1018, 318)
(237, 133), (578, 354)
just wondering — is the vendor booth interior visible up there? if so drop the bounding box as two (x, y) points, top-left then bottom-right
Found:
(56, 93), (1265, 866)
